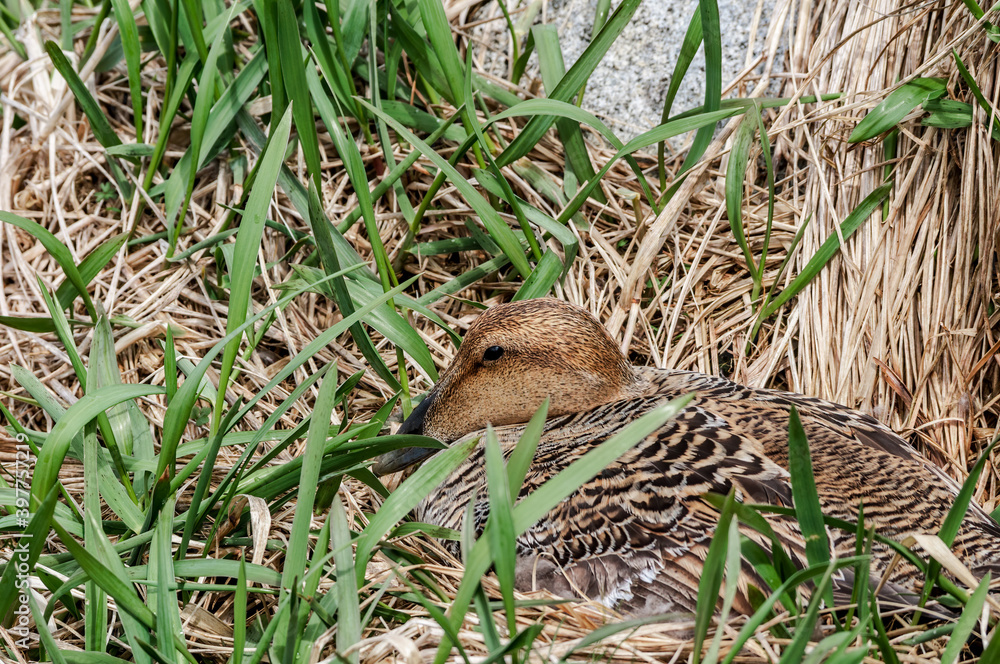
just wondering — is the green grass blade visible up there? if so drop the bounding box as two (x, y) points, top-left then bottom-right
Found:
(272, 368), (341, 662)
(418, 0), (471, 127)
(379, 101), (466, 141)
(89, 313), (135, 473)
(44, 40), (130, 196)
(30, 385), (164, 511)
(276, 3), (321, 189)
(684, 0), (722, 175)
(801, 631), (867, 664)
(58, 653), (134, 664)
(753, 102), (776, 297)
(50, 519), (156, 632)
(109, 0), (143, 138)
(871, 590), (900, 664)
(512, 250), (564, 300)
(280, 370), (339, 588)
(940, 574), (991, 664)
(720, 556), (870, 664)
(416, 255), (511, 305)
(10, 364), (73, 424)
(848, 78), (946, 143)
(159, 50), (268, 221)
(778, 559), (839, 663)
(331, 495), (361, 664)
(369, 15), (417, 254)
(340, 0), (369, 63)
(787, 406), (834, 609)
(312, 86), (398, 298)
(939, 435), (1000, 543)
(485, 427), (518, 631)
(511, 17), (537, 83)
(473, 584), (502, 653)
(978, 598), (1000, 660)
(84, 422), (108, 652)
(257, 0), (285, 120)
(37, 279), (87, 383)
(233, 556), (248, 664)
(29, 592), (68, 664)
(303, 0), (356, 116)
(658, 8), (702, 188)
(725, 110), (760, 283)
(106, 143), (156, 159)
(211, 106), (293, 432)
(1, 210), (98, 318)
(846, 502), (871, 628)
(505, 399), (549, 498)
(761, 182), (893, 319)
(953, 50), (1000, 138)
(153, 495), (183, 663)
(921, 98), (974, 129)
(693, 490), (737, 664)
(170, 4), (234, 252)
(462, 49), (541, 262)
(0, 315), (57, 332)
(0, 11), (27, 60)
(44, 41), (121, 149)
(180, 0), (208, 61)
(703, 516), (742, 664)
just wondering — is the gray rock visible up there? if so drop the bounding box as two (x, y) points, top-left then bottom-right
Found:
(470, 0), (783, 142)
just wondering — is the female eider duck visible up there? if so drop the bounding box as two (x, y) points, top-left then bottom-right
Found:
(374, 298), (1000, 616)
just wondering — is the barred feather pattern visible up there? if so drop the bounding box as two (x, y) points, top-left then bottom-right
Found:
(393, 300), (1000, 616)
(414, 368), (1000, 615)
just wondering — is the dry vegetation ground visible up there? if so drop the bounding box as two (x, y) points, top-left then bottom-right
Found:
(0, 0), (998, 661)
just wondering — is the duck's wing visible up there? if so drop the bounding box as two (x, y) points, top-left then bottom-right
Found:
(649, 369), (1000, 581)
(508, 400), (809, 616)
(413, 396), (804, 615)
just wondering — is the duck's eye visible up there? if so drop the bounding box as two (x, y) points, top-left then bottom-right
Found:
(483, 345), (505, 362)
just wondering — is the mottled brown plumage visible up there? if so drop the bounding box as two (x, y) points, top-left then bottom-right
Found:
(375, 298), (1000, 616)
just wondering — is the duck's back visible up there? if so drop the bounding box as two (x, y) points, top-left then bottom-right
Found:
(415, 367), (1000, 615)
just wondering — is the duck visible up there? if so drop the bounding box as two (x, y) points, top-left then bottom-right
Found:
(373, 298), (1000, 616)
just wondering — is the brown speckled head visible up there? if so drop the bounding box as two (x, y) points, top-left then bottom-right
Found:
(405, 299), (643, 444)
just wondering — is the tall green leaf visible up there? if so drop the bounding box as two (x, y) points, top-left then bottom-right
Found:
(211, 107), (293, 432)
(787, 407), (833, 610)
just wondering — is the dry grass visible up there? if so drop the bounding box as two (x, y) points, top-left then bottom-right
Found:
(0, 0), (998, 661)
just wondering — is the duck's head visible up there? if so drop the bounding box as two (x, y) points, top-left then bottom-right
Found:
(373, 298), (643, 474)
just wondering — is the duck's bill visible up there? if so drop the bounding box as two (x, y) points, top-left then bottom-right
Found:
(372, 393), (437, 476)
(372, 445), (439, 475)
